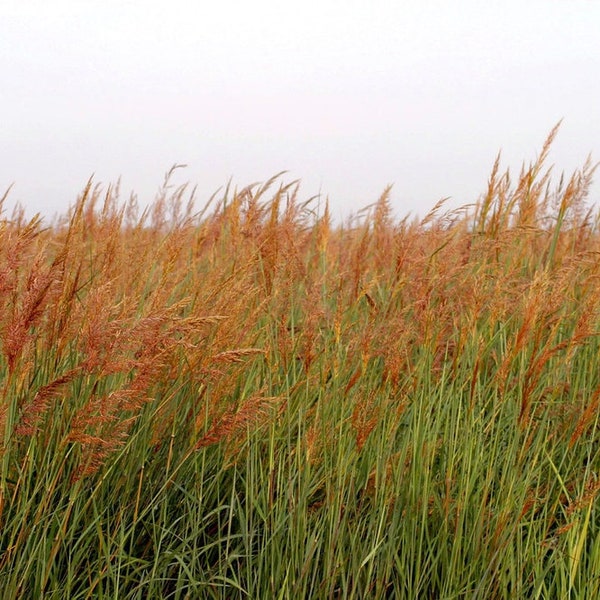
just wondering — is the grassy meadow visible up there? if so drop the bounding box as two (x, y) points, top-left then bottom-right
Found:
(3, 129), (600, 598)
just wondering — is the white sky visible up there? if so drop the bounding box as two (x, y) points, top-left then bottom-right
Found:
(2, 0), (600, 221)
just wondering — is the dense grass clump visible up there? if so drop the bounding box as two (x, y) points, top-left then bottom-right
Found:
(2, 128), (600, 598)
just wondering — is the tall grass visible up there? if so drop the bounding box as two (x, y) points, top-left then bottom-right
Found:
(1, 130), (600, 598)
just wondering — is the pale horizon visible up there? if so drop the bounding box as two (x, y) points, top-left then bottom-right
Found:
(3, 0), (600, 223)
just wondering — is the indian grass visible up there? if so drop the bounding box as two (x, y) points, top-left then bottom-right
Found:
(2, 131), (600, 597)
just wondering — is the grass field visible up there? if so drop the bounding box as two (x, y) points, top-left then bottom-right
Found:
(2, 128), (600, 598)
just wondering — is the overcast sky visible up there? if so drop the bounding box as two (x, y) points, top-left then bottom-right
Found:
(3, 0), (600, 222)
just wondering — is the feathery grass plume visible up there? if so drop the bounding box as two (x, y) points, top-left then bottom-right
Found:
(15, 367), (83, 436)
(257, 179), (284, 295)
(351, 390), (380, 452)
(349, 217), (372, 301)
(213, 348), (266, 364)
(569, 384), (600, 448)
(513, 127), (558, 230)
(296, 278), (327, 374)
(474, 151), (504, 235)
(66, 305), (200, 478)
(0, 219), (50, 372)
(195, 391), (282, 450)
(372, 185), (394, 273)
(313, 199), (331, 271)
